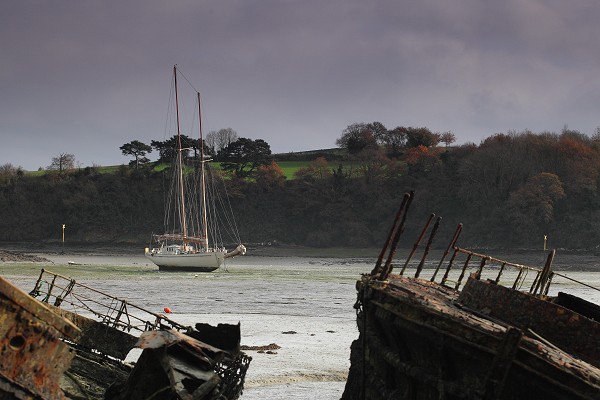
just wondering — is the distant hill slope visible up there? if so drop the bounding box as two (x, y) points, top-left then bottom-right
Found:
(273, 148), (346, 161)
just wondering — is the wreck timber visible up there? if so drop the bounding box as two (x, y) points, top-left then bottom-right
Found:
(343, 192), (600, 400)
(0, 276), (80, 400)
(0, 269), (251, 400)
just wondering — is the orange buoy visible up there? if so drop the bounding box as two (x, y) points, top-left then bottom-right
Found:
(163, 307), (172, 313)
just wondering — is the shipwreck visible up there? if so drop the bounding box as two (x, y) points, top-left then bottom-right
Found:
(0, 269), (250, 400)
(342, 192), (600, 400)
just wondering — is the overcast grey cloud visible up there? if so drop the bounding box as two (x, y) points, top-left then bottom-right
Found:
(1, 0), (599, 170)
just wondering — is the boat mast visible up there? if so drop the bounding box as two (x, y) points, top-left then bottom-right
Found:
(198, 92), (209, 250)
(174, 65), (187, 241)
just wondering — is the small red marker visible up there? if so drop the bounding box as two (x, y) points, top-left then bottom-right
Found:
(163, 307), (172, 313)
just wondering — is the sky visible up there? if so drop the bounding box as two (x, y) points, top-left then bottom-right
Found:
(2, 0), (599, 170)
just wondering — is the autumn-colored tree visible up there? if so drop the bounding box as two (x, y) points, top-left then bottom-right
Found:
(553, 134), (599, 195)
(405, 145), (428, 165)
(456, 132), (546, 215)
(255, 161), (286, 189)
(404, 145), (440, 175)
(294, 157), (333, 181)
(356, 149), (391, 184)
(504, 172), (566, 244)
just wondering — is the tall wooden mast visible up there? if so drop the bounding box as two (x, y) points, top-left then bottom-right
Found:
(174, 65), (187, 240)
(198, 92), (209, 250)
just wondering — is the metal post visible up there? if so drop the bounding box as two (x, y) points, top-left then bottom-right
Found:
(495, 263), (506, 284)
(378, 192), (415, 280)
(475, 257), (488, 280)
(441, 248), (459, 286)
(415, 216), (442, 278)
(371, 193), (411, 276)
(455, 253), (472, 290)
(512, 269), (524, 290)
(532, 250), (555, 296)
(399, 213), (435, 276)
(431, 223), (462, 282)
(61, 224), (65, 254)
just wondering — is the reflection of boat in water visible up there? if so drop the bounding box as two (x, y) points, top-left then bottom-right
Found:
(343, 192), (600, 400)
(145, 65), (246, 272)
(0, 268), (250, 399)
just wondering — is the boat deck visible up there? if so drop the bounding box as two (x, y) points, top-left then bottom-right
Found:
(344, 272), (600, 400)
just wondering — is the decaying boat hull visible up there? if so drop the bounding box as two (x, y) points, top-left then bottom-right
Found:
(458, 277), (600, 368)
(42, 304), (137, 399)
(45, 303), (139, 360)
(0, 269), (251, 399)
(106, 329), (251, 400)
(0, 276), (80, 400)
(343, 275), (600, 400)
(343, 191), (600, 400)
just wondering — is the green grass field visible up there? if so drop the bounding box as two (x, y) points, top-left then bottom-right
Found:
(276, 161), (309, 179)
(22, 159), (354, 180)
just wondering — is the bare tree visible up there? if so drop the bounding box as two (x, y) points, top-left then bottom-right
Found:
(206, 128), (238, 158)
(48, 153), (76, 172)
(0, 163), (22, 176)
(592, 126), (600, 142)
(440, 131), (457, 147)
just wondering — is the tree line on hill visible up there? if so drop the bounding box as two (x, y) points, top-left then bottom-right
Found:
(1, 123), (600, 251)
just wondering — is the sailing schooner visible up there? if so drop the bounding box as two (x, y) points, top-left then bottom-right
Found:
(145, 65), (246, 272)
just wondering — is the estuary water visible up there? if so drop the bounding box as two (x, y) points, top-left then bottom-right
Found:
(2, 248), (600, 399)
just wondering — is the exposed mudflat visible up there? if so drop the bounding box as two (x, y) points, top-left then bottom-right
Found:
(2, 244), (600, 399)
(0, 249), (51, 262)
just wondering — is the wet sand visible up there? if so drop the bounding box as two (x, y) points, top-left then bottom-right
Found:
(4, 244), (600, 399)
(0, 247), (364, 399)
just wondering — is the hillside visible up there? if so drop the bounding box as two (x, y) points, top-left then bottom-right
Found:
(3, 131), (600, 250)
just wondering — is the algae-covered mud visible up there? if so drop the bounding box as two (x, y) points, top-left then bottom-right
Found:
(1, 250), (367, 399)
(2, 247), (600, 399)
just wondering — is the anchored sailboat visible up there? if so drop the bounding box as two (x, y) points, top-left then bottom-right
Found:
(145, 65), (246, 272)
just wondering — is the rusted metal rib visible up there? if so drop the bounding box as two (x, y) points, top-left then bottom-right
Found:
(371, 192), (412, 277)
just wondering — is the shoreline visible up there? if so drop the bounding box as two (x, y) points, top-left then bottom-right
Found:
(3, 239), (600, 258)
(2, 242), (599, 273)
(0, 241), (382, 259)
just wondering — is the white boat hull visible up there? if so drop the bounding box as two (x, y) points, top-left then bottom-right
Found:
(145, 251), (225, 272)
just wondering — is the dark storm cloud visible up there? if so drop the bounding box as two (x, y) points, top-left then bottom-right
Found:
(1, 0), (599, 169)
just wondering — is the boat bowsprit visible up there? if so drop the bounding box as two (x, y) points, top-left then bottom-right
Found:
(225, 244), (247, 259)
